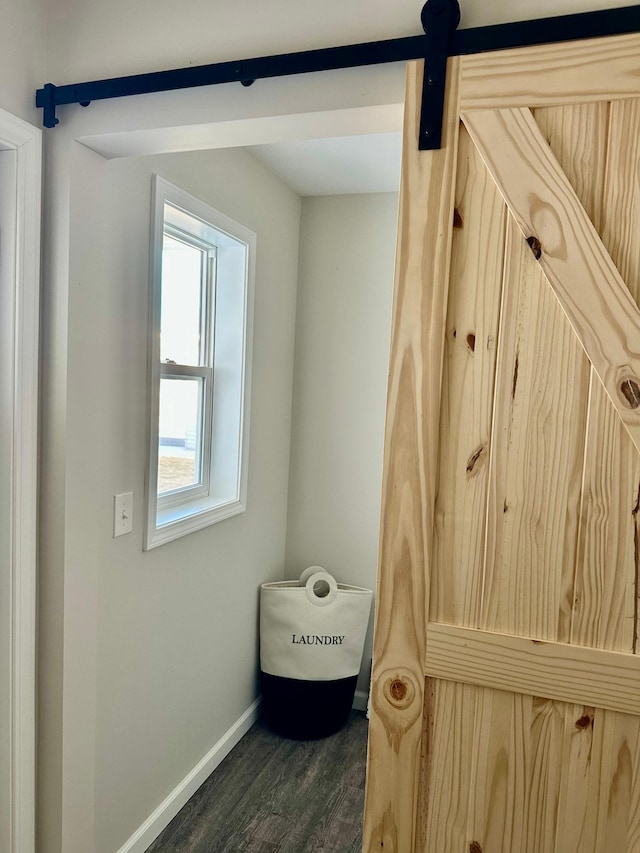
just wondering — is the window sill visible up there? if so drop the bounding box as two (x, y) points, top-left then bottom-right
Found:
(144, 496), (245, 550)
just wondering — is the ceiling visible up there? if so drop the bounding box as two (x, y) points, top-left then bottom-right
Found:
(247, 131), (402, 197)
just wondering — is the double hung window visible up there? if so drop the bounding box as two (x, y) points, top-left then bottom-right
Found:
(145, 176), (255, 549)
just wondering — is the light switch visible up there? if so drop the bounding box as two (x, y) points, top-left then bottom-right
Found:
(114, 492), (133, 537)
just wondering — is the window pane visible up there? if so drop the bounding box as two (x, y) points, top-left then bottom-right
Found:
(158, 376), (203, 494)
(160, 233), (204, 365)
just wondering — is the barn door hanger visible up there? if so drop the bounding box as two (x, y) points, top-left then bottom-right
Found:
(418, 0), (640, 150)
(418, 0), (460, 151)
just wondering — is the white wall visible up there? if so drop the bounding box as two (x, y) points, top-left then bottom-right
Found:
(36, 23), (405, 853)
(44, 0), (640, 86)
(286, 193), (398, 697)
(47, 143), (300, 853)
(0, 0), (45, 123)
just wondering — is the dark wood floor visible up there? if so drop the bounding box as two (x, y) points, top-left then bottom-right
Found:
(146, 711), (368, 853)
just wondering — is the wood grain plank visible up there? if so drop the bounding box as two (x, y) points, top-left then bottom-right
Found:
(555, 706), (639, 853)
(466, 688), (530, 853)
(363, 57), (461, 853)
(523, 698), (565, 853)
(560, 97), (640, 657)
(627, 717), (640, 852)
(462, 106), (640, 455)
(429, 120), (506, 628)
(506, 102), (611, 853)
(602, 98), (640, 302)
(533, 102), (608, 238)
(418, 83), (508, 853)
(420, 78), (507, 853)
(572, 371), (639, 654)
(534, 102), (616, 648)
(590, 95), (640, 853)
(554, 703), (600, 853)
(425, 622), (640, 716)
(460, 32), (640, 110)
(421, 680), (479, 853)
(592, 711), (637, 852)
(480, 215), (589, 639)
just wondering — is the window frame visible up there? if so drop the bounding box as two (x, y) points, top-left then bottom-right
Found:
(157, 225), (216, 507)
(144, 176), (256, 550)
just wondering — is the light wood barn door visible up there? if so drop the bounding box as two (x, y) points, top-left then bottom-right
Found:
(364, 32), (640, 853)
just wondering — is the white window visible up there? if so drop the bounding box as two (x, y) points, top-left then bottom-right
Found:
(144, 176), (255, 549)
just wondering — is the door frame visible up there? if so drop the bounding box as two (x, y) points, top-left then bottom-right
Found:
(0, 106), (41, 853)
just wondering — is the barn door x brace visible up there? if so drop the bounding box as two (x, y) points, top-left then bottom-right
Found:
(36, 1), (640, 149)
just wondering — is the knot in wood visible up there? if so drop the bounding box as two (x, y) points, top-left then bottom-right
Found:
(619, 378), (640, 409)
(575, 712), (594, 730)
(466, 445), (486, 476)
(390, 679), (407, 701)
(526, 235), (542, 260)
(382, 673), (416, 710)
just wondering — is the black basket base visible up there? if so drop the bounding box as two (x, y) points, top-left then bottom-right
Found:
(261, 671), (358, 740)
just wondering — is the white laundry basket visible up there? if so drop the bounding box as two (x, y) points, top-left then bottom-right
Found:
(260, 567), (372, 739)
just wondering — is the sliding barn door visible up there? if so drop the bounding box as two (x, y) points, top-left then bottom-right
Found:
(364, 32), (640, 853)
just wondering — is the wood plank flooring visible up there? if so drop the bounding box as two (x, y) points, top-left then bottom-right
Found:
(146, 711), (368, 853)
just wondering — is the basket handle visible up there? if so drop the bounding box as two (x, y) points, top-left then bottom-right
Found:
(298, 565), (326, 586)
(304, 570), (338, 607)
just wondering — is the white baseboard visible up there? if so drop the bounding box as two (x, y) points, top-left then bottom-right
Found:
(115, 697), (261, 853)
(352, 690), (369, 712)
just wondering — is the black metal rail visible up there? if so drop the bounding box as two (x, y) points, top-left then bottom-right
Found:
(36, 2), (640, 148)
